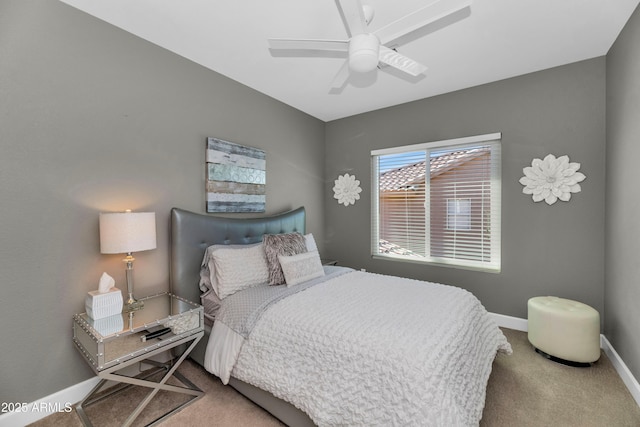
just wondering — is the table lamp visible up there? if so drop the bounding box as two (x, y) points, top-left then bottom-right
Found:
(99, 210), (156, 312)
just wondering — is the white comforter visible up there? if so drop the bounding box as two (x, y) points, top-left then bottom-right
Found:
(205, 270), (511, 426)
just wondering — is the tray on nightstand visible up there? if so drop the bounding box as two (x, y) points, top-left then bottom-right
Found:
(73, 292), (203, 372)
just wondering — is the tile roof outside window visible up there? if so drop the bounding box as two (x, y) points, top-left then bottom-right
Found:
(379, 147), (490, 191)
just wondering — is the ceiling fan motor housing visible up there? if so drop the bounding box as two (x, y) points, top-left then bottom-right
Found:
(349, 33), (380, 73)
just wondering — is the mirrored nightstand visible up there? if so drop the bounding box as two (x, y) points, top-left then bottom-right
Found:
(72, 292), (204, 427)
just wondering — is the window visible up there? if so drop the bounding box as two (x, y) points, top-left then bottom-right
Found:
(371, 133), (501, 272)
(447, 198), (471, 231)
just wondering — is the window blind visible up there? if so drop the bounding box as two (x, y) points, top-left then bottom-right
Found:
(371, 133), (501, 272)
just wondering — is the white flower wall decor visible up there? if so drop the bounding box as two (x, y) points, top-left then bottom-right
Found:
(333, 173), (362, 206)
(519, 154), (586, 205)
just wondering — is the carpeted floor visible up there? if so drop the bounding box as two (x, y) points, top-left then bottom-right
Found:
(31, 328), (640, 427)
(480, 328), (640, 426)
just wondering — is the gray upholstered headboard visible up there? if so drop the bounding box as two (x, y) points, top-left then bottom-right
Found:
(169, 207), (306, 304)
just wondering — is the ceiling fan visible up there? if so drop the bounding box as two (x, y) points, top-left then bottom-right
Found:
(268, 0), (472, 88)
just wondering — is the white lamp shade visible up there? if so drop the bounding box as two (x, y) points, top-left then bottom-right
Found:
(99, 211), (157, 254)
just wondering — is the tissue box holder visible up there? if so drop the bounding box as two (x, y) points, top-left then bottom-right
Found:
(86, 288), (123, 320)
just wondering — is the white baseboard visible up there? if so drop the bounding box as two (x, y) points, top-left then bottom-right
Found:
(489, 312), (528, 332)
(0, 352), (173, 427)
(601, 334), (640, 407)
(0, 377), (100, 427)
(490, 311), (640, 408)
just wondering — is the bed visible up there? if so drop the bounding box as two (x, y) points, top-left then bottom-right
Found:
(170, 207), (511, 426)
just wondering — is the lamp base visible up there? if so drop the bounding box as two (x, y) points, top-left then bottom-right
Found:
(123, 255), (144, 312)
(123, 299), (144, 312)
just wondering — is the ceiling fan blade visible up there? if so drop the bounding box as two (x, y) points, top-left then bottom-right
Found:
(329, 60), (351, 91)
(378, 46), (427, 76)
(374, 0), (472, 46)
(268, 38), (349, 52)
(335, 0), (367, 37)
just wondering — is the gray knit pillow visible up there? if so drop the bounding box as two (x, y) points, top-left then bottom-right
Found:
(262, 232), (307, 285)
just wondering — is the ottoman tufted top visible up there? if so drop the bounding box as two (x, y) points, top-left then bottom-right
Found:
(529, 296), (598, 318)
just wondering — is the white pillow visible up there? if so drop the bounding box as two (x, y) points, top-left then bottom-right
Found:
(211, 243), (269, 299)
(199, 246), (218, 293)
(278, 250), (325, 287)
(200, 243), (262, 296)
(304, 233), (318, 252)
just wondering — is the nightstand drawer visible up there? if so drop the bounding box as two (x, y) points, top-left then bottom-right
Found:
(73, 293), (203, 371)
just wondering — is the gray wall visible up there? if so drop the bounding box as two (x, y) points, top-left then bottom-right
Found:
(606, 4), (640, 383)
(324, 58), (606, 320)
(3, 0), (637, 409)
(0, 0), (325, 403)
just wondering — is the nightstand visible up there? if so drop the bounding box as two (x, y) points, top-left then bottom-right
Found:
(72, 292), (204, 427)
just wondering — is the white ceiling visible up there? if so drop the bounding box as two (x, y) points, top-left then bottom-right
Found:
(60, 0), (639, 122)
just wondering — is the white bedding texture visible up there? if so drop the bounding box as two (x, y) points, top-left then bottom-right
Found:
(205, 267), (511, 427)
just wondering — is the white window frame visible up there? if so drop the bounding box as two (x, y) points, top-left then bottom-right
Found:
(371, 132), (501, 272)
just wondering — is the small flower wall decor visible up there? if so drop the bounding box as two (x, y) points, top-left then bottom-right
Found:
(333, 173), (362, 206)
(519, 154), (586, 205)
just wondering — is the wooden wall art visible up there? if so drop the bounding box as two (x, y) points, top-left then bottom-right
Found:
(206, 137), (266, 213)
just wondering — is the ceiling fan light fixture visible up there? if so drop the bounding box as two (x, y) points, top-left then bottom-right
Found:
(268, 0), (470, 83)
(348, 33), (380, 73)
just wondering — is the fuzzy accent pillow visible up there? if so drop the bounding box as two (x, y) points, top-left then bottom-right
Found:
(262, 232), (308, 285)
